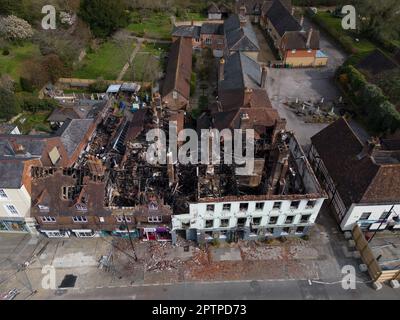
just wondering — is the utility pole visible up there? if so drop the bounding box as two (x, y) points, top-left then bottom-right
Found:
(368, 204), (395, 243)
(122, 213), (138, 261)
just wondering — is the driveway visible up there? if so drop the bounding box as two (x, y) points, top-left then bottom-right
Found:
(261, 17), (347, 146)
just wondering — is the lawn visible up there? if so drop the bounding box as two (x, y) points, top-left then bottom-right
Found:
(126, 11), (172, 40)
(176, 11), (207, 22)
(123, 42), (170, 82)
(73, 40), (135, 80)
(0, 43), (41, 81)
(13, 111), (53, 134)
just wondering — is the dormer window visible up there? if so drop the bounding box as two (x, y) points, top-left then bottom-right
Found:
(76, 203), (88, 211)
(172, 91), (178, 99)
(0, 189), (7, 199)
(38, 205), (50, 212)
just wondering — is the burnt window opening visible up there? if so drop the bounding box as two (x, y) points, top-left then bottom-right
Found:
(285, 216), (295, 224)
(237, 218), (246, 227)
(205, 219), (214, 228)
(222, 203), (231, 211)
(239, 203), (249, 212)
(252, 217), (262, 225)
(220, 219), (229, 227)
(300, 214), (311, 223)
(255, 202), (264, 211)
(206, 204), (215, 212)
(282, 227), (290, 234)
(273, 202), (281, 209)
(269, 216), (278, 225)
(306, 200), (316, 208)
(290, 201), (300, 209)
(296, 226), (305, 233)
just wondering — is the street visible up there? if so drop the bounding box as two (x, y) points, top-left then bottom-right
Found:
(54, 278), (400, 300)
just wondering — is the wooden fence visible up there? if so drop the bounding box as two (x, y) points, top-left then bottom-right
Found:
(352, 225), (400, 283)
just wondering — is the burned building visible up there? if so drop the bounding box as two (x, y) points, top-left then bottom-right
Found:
(171, 130), (327, 243)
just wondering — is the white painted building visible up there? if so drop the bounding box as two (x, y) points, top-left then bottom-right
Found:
(172, 132), (327, 243)
(0, 169), (35, 233)
(310, 118), (400, 232)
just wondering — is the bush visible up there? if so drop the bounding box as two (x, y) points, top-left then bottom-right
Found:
(17, 93), (58, 113)
(89, 78), (108, 93)
(19, 77), (34, 92)
(0, 87), (20, 120)
(338, 65), (400, 134)
(2, 48), (10, 55)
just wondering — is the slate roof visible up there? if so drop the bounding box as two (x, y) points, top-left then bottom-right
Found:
(172, 25), (201, 38)
(201, 23), (224, 35)
(219, 52), (262, 92)
(57, 119), (94, 157)
(0, 160), (25, 188)
(162, 37), (193, 100)
(281, 30), (320, 50)
(224, 15), (260, 52)
(265, 0), (301, 37)
(0, 124), (17, 134)
(311, 117), (400, 207)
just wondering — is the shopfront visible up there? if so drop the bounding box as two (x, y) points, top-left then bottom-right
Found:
(0, 219), (29, 233)
(142, 227), (171, 242)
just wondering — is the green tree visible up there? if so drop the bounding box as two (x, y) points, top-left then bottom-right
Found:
(0, 87), (20, 120)
(355, 0), (400, 41)
(79, 0), (129, 38)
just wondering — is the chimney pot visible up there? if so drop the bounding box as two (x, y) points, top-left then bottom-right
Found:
(219, 58), (225, 81)
(261, 65), (268, 89)
(306, 28), (313, 48)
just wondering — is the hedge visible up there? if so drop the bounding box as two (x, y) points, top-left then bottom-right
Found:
(338, 65), (400, 133)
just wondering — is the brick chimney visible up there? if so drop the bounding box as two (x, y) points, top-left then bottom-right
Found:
(261, 65), (268, 89)
(239, 5), (247, 16)
(244, 87), (253, 106)
(306, 28), (313, 48)
(219, 58), (225, 81)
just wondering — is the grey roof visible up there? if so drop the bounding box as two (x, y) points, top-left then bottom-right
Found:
(201, 23), (224, 35)
(219, 52), (262, 91)
(224, 15), (260, 52)
(266, 0), (301, 37)
(57, 119), (94, 157)
(0, 160), (25, 188)
(0, 136), (46, 160)
(281, 30), (320, 50)
(172, 25), (201, 38)
(224, 15), (241, 33)
(0, 124), (17, 134)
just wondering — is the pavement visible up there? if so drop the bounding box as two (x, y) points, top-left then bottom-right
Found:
(1, 205), (399, 300)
